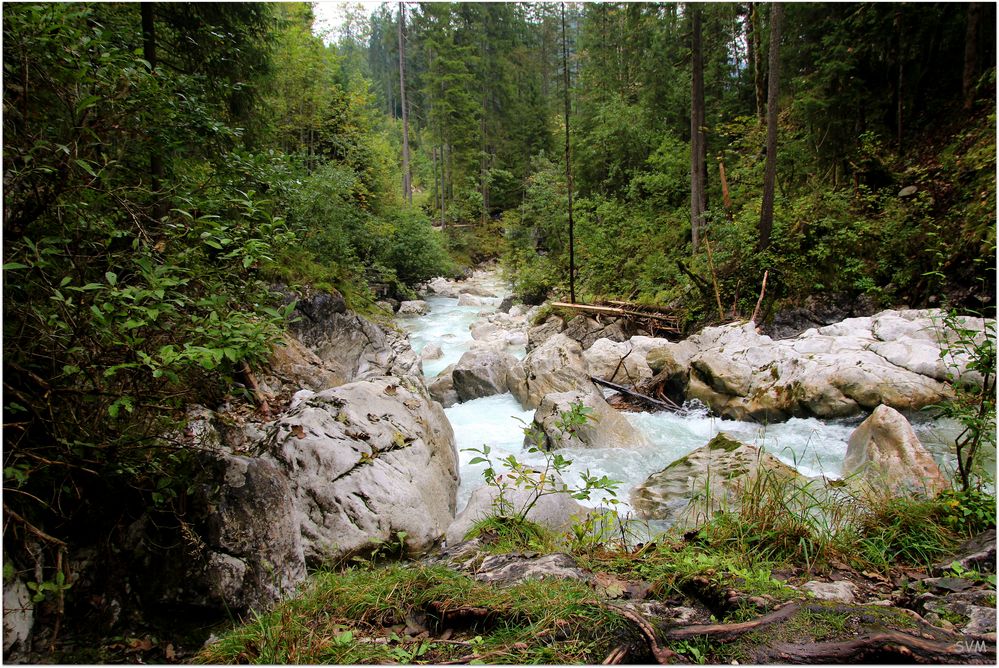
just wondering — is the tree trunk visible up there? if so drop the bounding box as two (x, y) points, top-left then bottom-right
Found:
(562, 2), (576, 304)
(140, 3), (164, 215)
(689, 4), (706, 254)
(963, 2), (983, 110)
(757, 2), (782, 252)
(751, 2), (765, 124)
(397, 2), (412, 204)
(432, 146), (440, 223)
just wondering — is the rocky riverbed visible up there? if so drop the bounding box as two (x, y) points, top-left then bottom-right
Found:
(6, 267), (994, 663)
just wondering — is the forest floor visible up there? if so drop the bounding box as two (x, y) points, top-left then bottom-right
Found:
(193, 526), (996, 665)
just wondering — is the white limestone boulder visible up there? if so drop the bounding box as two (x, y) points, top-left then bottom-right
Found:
(842, 404), (949, 496)
(529, 390), (651, 450)
(263, 377), (459, 565)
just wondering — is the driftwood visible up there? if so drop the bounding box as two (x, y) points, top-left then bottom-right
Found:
(591, 377), (682, 412)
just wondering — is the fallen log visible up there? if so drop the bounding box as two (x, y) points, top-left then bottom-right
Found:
(550, 302), (681, 330)
(591, 377), (682, 412)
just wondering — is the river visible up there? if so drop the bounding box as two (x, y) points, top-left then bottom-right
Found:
(397, 273), (964, 518)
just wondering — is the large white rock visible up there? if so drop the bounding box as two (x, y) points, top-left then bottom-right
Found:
(507, 334), (594, 409)
(452, 349), (518, 402)
(842, 405), (949, 496)
(398, 300), (430, 315)
(3, 575), (32, 656)
(428, 364), (458, 408)
(263, 377), (459, 565)
(678, 311), (973, 421)
(458, 293), (488, 307)
(529, 390), (651, 450)
(584, 338), (654, 385)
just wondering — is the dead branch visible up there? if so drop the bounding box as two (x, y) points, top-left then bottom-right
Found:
(590, 377), (682, 412)
(3, 504), (67, 547)
(751, 269), (769, 325)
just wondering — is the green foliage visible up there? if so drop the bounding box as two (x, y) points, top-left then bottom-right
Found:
(930, 311), (997, 492)
(853, 494), (961, 570)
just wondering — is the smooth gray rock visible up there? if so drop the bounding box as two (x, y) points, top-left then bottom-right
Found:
(508, 334), (594, 409)
(842, 405), (948, 497)
(263, 334), (344, 395)
(428, 364), (458, 408)
(563, 315), (630, 350)
(264, 377), (458, 565)
(188, 455), (307, 611)
(631, 433), (807, 530)
(421, 342), (444, 361)
(398, 300), (430, 315)
(527, 316), (566, 351)
(289, 300), (421, 383)
(474, 553), (590, 586)
(802, 580), (857, 604)
(678, 311), (975, 421)
(452, 349), (518, 402)
(529, 390), (651, 450)
(584, 338), (654, 385)
(459, 285), (498, 298)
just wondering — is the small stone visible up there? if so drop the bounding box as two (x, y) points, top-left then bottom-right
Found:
(802, 580), (857, 604)
(898, 185), (918, 198)
(922, 577), (977, 593)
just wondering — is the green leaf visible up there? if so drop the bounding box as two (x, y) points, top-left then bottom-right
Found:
(105, 271), (117, 286)
(2, 262), (29, 270)
(74, 158), (97, 177)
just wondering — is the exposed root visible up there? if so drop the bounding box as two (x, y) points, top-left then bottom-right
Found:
(756, 632), (996, 664)
(606, 604), (680, 664)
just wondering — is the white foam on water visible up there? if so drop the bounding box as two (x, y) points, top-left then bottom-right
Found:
(406, 272), (965, 520)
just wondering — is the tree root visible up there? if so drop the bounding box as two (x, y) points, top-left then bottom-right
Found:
(660, 601), (996, 664)
(663, 601), (801, 642)
(605, 604), (680, 664)
(756, 632), (996, 664)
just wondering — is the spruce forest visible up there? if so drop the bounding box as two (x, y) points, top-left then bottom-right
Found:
(2, 2), (997, 664)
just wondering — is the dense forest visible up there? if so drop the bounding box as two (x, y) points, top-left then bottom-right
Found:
(2, 1), (996, 663)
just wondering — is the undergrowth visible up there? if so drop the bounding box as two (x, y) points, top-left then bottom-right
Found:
(196, 563), (626, 665)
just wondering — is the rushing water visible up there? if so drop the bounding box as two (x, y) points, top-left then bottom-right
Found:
(399, 275), (965, 516)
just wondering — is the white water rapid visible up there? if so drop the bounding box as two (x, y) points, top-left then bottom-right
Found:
(397, 273), (964, 518)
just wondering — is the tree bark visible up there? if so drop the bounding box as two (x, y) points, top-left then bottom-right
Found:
(689, 4), (706, 254)
(757, 2), (782, 252)
(562, 2), (576, 304)
(397, 2), (412, 204)
(963, 2), (983, 110)
(751, 2), (765, 123)
(140, 3), (164, 215)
